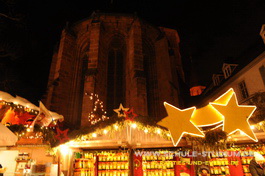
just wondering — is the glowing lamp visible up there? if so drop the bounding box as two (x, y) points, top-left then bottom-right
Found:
(59, 144), (70, 156)
(131, 123), (137, 129)
(92, 133), (97, 138)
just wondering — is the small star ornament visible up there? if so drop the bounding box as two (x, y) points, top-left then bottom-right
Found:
(55, 127), (70, 144)
(124, 108), (138, 121)
(114, 104), (129, 117)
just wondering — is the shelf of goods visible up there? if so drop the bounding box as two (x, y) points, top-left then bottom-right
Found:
(73, 150), (130, 176)
(208, 152), (230, 176)
(71, 146), (265, 176)
(141, 151), (176, 176)
(15, 152), (31, 175)
(207, 146), (265, 176)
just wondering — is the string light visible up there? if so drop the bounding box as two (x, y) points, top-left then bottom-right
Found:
(131, 123), (137, 129)
(92, 133), (97, 138)
(114, 124), (119, 130)
(88, 93), (109, 125)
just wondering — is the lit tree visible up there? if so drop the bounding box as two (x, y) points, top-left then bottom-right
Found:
(88, 93), (109, 125)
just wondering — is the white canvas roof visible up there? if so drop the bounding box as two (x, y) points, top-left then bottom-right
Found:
(0, 123), (18, 146)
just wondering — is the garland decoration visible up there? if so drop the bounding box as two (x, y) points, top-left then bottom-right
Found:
(6, 124), (57, 146)
(186, 129), (228, 151)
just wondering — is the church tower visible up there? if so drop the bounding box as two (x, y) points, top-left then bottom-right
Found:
(44, 12), (185, 128)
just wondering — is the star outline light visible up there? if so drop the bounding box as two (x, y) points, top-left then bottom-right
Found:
(124, 108), (138, 121)
(210, 88), (257, 142)
(113, 103), (129, 117)
(158, 102), (204, 147)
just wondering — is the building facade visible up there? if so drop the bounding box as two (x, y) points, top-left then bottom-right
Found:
(199, 25), (265, 124)
(44, 12), (185, 128)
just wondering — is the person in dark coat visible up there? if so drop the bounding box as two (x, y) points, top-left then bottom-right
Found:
(249, 152), (265, 176)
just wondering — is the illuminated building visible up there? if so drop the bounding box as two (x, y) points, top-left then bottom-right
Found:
(44, 12), (185, 128)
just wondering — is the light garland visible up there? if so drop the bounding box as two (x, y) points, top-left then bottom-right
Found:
(0, 100), (39, 114)
(70, 120), (171, 145)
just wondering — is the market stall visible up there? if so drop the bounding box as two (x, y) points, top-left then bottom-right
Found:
(56, 119), (265, 176)
(0, 123), (18, 176)
(0, 90), (64, 176)
(55, 89), (265, 176)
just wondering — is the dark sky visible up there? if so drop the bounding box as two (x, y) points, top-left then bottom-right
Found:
(1, 0), (265, 104)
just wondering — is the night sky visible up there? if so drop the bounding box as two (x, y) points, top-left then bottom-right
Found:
(1, 0), (265, 104)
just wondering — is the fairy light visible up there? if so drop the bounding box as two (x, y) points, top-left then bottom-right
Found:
(88, 93), (109, 125)
(92, 133), (97, 138)
(103, 129), (108, 134)
(114, 124), (119, 130)
(251, 125), (255, 129)
(131, 123), (137, 129)
(144, 129), (149, 133)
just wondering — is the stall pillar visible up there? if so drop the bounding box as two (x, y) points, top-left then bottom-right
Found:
(58, 145), (73, 176)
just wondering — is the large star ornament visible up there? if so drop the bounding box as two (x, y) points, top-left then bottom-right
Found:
(158, 102), (204, 146)
(211, 93), (257, 142)
(113, 104), (129, 117)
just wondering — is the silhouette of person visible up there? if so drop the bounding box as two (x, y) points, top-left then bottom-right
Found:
(249, 152), (265, 176)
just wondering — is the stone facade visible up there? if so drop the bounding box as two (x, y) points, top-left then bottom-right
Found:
(44, 12), (185, 128)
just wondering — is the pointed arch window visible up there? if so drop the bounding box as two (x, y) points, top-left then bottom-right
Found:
(106, 37), (126, 116)
(143, 41), (159, 119)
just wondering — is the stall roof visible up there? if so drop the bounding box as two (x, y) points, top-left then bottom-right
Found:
(62, 120), (265, 150)
(0, 123), (18, 146)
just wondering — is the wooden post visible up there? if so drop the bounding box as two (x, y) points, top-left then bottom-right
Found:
(58, 153), (61, 176)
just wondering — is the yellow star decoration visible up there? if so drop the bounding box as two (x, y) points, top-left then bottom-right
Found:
(158, 102), (204, 146)
(211, 92), (257, 142)
(113, 103), (129, 117)
(191, 88), (234, 127)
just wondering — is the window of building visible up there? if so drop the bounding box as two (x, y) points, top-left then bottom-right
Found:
(106, 37), (126, 116)
(238, 80), (249, 99)
(143, 41), (159, 119)
(212, 74), (224, 86)
(259, 65), (265, 86)
(222, 63), (238, 79)
(260, 24), (265, 44)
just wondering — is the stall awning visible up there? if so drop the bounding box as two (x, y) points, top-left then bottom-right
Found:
(0, 123), (18, 146)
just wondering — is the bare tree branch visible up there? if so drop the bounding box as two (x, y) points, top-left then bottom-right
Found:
(0, 12), (20, 21)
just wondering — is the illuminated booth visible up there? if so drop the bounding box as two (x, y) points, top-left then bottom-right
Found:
(57, 89), (265, 176)
(0, 91), (64, 176)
